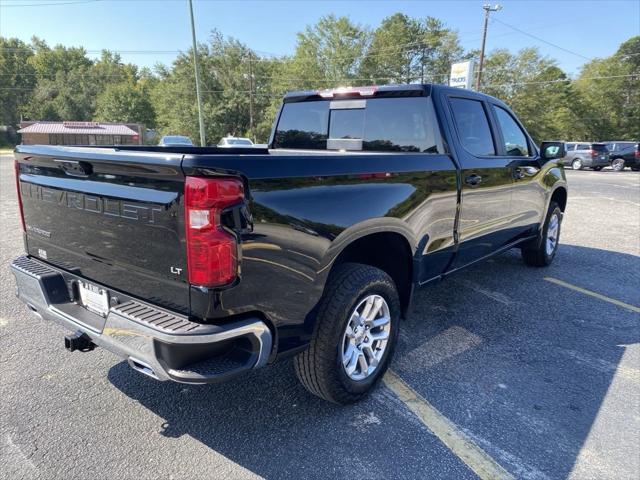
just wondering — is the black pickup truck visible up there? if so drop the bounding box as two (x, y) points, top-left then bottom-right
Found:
(11, 84), (567, 404)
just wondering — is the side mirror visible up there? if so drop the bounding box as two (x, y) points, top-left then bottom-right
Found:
(540, 141), (565, 161)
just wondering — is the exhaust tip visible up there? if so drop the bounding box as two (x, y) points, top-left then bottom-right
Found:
(128, 358), (159, 380)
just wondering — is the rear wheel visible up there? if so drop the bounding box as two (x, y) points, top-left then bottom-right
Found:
(611, 158), (625, 171)
(521, 201), (562, 267)
(572, 159), (583, 170)
(294, 263), (400, 404)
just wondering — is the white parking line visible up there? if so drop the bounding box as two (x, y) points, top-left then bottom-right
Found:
(384, 370), (515, 480)
(544, 277), (640, 313)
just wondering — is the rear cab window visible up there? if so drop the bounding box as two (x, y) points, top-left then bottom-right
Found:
(273, 96), (442, 153)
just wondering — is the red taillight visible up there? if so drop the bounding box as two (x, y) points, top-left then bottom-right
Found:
(14, 160), (25, 232)
(589, 149), (597, 157)
(184, 176), (244, 287)
(635, 148), (640, 158)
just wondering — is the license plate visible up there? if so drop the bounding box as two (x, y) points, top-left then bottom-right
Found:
(78, 281), (109, 317)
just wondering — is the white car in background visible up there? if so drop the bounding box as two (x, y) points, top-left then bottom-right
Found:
(158, 135), (194, 147)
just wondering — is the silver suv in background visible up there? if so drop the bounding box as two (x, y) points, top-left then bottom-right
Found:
(561, 142), (610, 170)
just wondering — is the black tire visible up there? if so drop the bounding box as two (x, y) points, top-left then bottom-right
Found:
(571, 158), (583, 170)
(521, 201), (563, 267)
(611, 158), (625, 171)
(294, 263), (400, 404)
(631, 166), (640, 172)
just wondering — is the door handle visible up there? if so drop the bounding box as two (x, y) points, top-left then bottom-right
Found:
(465, 174), (483, 186)
(515, 166), (539, 179)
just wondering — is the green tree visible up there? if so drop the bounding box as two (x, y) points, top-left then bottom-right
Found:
(152, 30), (281, 144)
(574, 36), (639, 140)
(286, 15), (370, 89)
(0, 37), (37, 126)
(482, 47), (574, 142)
(94, 81), (155, 126)
(360, 14), (465, 84)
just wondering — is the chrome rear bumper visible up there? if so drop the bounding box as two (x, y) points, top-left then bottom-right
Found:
(11, 256), (273, 384)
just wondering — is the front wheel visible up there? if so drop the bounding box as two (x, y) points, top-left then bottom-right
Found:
(572, 159), (583, 170)
(521, 201), (563, 267)
(611, 158), (625, 171)
(294, 263), (400, 404)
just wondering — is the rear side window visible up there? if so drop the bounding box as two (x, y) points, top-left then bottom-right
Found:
(577, 143), (590, 150)
(362, 98), (440, 153)
(449, 97), (495, 156)
(273, 97), (441, 153)
(493, 106), (530, 156)
(592, 144), (607, 152)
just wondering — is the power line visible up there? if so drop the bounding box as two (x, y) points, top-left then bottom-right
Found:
(483, 73), (639, 88)
(1, 0), (100, 7)
(491, 17), (591, 61)
(2, 73), (637, 93)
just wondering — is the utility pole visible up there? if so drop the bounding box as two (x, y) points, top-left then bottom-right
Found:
(188, 0), (206, 146)
(475, 3), (502, 91)
(248, 52), (255, 143)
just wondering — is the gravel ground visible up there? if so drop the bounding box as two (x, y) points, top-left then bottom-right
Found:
(1, 154), (638, 480)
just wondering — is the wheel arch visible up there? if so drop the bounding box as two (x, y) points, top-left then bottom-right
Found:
(550, 185), (568, 212)
(319, 219), (418, 318)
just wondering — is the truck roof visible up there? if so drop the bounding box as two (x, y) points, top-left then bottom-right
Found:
(282, 83), (498, 104)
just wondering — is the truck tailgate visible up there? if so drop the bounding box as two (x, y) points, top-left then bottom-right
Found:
(15, 146), (190, 314)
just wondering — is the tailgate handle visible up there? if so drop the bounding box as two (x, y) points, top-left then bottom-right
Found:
(54, 159), (92, 177)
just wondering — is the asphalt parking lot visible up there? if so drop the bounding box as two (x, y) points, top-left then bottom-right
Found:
(1, 154), (638, 480)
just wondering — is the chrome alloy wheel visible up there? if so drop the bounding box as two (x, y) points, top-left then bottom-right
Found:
(611, 158), (625, 171)
(341, 294), (391, 381)
(546, 212), (560, 256)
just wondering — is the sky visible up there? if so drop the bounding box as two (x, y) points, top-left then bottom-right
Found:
(1, 0), (639, 76)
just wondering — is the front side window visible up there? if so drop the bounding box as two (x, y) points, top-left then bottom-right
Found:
(449, 97), (495, 156)
(493, 106), (530, 156)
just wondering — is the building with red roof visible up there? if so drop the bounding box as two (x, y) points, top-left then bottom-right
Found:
(18, 121), (143, 146)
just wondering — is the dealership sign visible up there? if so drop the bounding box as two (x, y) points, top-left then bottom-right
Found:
(449, 61), (475, 89)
